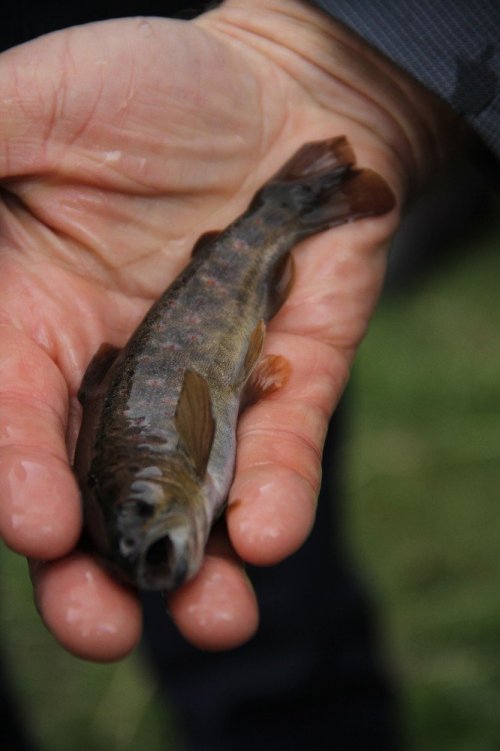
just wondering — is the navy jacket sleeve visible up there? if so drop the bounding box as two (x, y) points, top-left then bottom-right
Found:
(310, 0), (500, 158)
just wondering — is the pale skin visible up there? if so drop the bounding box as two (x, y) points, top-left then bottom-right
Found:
(0, 0), (459, 660)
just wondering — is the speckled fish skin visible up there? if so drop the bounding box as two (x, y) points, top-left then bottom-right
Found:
(73, 136), (395, 592)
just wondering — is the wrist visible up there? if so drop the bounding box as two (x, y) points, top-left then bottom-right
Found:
(198, 0), (461, 197)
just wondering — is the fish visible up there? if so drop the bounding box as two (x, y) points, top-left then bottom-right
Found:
(73, 136), (395, 592)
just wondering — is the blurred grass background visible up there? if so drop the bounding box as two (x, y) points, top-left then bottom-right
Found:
(0, 193), (499, 750)
(346, 194), (500, 751)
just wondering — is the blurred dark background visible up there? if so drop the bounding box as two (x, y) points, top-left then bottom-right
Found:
(0, 1), (207, 52)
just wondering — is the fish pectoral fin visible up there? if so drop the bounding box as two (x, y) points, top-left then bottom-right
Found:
(78, 343), (121, 404)
(241, 354), (291, 410)
(243, 319), (266, 382)
(191, 230), (222, 257)
(175, 369), (215, 478)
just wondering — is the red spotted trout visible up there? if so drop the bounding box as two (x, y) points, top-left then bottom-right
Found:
(73, 137), (395, 591)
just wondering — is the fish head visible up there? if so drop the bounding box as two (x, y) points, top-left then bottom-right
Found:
(84, 462), (208, 591)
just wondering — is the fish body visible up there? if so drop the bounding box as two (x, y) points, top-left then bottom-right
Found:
(74, 137), (395, 591)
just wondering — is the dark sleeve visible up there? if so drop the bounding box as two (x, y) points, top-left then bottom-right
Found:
(310, 0), (500, 158)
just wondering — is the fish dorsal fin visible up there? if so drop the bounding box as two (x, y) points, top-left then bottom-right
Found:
(191, 230), (222, 257)
(78, 343), (121, 404)
(243, 319), (266, 381)
(175, 369), (215, 478)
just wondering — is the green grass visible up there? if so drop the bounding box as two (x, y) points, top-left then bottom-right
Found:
(1, 203), (499, 750)
(346, 203), (500, 750)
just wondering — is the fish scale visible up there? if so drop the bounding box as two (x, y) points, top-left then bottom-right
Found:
(74, 136), (395, 591)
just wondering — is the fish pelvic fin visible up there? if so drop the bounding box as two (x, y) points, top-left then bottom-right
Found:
(254, 136), (395, 234)
(175, 369), (215, 478)
(241, 354), (291, 410)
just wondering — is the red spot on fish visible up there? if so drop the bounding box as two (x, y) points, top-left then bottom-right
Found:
(145, 378), (164, 388)
(232, 238), (247, 252)
(161, 341), (182, 351)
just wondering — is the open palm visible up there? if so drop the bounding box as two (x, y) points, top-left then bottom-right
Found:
(0, 8), (413, 659)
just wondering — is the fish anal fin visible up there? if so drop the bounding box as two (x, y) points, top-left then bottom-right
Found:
(78, 343), (120, 403)
(243, 319), (266, 381)
(175, 369), (215, 478)
(241, 354), (291, 410)
(191, 230), (222, 257)
(268, 252), (295, 318)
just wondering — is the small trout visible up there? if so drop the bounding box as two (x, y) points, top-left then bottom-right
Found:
(74, 137), (395, 591)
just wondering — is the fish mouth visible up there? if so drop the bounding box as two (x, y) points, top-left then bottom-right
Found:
(136, 523), (200, 591)
(137, 530), (191, 591)
(114, 498), (204, 591)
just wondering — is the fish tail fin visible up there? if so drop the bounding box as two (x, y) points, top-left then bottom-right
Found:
(258, 136), (395, 232)
(272, 136), (356, 182)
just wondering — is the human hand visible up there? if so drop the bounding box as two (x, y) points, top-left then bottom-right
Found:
(0, 0), (458, 660)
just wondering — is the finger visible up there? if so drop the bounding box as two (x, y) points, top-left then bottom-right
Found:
(228, 331), (346, 566)
(0, 327), (81, 558)
(31, 553), (142, 662)
(167, 526), (258, 651)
